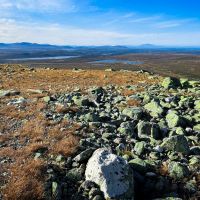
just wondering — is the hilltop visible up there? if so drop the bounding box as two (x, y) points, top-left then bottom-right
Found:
(0, 64), (199, 200)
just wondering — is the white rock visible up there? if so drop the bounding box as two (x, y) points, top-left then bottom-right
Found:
(85, 148), (134, 199)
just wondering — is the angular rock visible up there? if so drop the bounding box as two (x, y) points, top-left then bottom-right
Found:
(166, 111), (184, 128)
(73, 148), (95, 163)
(168, 161), (190, 180)
(85, 148), (134, 199)
(72, 96), (90, 107)
(137, 121), (161, 139)
(122, 107), (143, 120)
(118, 121), (135, 137)
(162, 77), (181, 89)
(161, 135), (190, 154)
(193, 124), (200, 132)
(144, 100), (164, 117)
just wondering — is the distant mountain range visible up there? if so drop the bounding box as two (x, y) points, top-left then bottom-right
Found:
(0, 42), (165, 49)
(1, 42), (200, 50)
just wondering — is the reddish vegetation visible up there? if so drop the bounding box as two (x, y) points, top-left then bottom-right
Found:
(3, 160), (46, 200)
(0, 64), (160, 199)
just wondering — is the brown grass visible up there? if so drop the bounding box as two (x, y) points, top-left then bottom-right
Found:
(3, 159), (47, 200)
(0, 64), (160, 199)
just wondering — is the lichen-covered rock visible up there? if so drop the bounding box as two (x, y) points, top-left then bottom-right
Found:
(72, 95), (90, 106)
(137, 121), (161, 139)
(162, 77), (181, 89)
(161, 135), (190, 154)
(122, 107), (143, 120)
(85, 148), (134, 199)
(193, 124), (200, 132)
(118, 121), (135, 137)
(194, 100), (200, 110)
(144, 100), (164, 117)
(166, 111), (184, 128)
(168, 161), (190, 180)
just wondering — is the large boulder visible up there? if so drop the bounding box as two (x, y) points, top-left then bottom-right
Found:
(85, 148), (134, 199)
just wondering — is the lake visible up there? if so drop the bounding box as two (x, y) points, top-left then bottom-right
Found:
(7, 56), (79, 61)
(90, 59), (143, 65)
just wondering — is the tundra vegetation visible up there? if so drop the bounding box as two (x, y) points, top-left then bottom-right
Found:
(0, 64), (199, 200)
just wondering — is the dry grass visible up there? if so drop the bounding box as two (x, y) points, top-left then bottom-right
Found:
(0, 64), (160, 199)
(3, 159), (47, 200)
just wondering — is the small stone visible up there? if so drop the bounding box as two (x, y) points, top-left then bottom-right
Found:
(27, 89), (44, 94)
(193, 124), (200, 132)
(92, 195), (104, 200)
(89, 188), (102, 199)
(118, 121), (135, 137)
(66, 166), (85, 182)
(129, 158), (152, 174)
(43, 96), (51, 103)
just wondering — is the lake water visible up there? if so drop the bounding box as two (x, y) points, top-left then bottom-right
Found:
(90, 59), (143, 65)
(7, 56), (79, 61)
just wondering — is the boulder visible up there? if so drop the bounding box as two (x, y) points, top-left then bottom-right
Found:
(137, 121), (161, 139)
(122, 107), (143, 120)
(162, 77), (181, 89)
(168, 161), (190, 180)
(166, 111), (184, 128)
(161, 135), (190, 154)
(85, 148), (134, 199)
(118, 121), (135, 137)
(144, 100), (164, 117)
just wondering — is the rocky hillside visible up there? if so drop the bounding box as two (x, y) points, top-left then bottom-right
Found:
(0, 65), (199, 200)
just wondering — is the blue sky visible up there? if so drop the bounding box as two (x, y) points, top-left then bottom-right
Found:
(0, 0), (200, 46)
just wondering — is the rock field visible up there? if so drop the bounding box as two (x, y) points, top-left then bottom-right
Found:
(0, 65), (199, 200)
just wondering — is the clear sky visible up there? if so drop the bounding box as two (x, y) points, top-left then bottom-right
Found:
(0, 0), (200, 46)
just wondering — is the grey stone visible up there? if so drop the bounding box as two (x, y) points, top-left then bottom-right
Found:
(73, 148), (95, 163)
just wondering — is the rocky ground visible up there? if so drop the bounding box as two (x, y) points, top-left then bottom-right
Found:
(0, 65), (199, 200)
